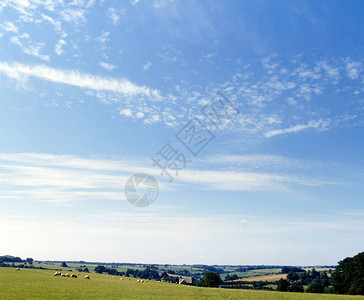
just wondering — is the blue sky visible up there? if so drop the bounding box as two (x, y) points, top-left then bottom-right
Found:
(0, 0), (363, 265)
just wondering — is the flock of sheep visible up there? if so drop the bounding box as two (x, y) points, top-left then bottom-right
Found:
(52, 272), (153, 282)
(16, 269), (191, 286)
(53, 272), (89, 279)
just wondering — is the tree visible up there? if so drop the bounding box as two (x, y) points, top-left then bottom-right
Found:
(95, 265), (108, 274)
(288, 282), (304, 293)
(287, 271), (299, 282)
(276, 279), (290, 292)
(201, 271), (221, 288)
(225, 274), (239, 281)
(332, 251), (364, 295)
(306, 282), (324, 294)
(281, 266), (305, 274)
(61, 262), (68, 267)
(25, 258), (33, 264)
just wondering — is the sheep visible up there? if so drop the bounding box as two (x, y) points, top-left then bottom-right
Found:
(16, 268), (20, 271)
(120, 278), (123, 280)
(65, 274), (70, 277)
(137, 279), (140, 282)
(128, 278), (131, 281)
(141, 279), (144, 283)
(112, 276), (115, 279)
(71, 274), (77, 278)
(84, 275), (90, 279)
(54, 272), (61, 276)
(61, 274), (66, 277)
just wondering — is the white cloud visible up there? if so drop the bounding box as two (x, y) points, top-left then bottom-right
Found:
(10, 33), (50, 61)
(55, 39), (66, 55)
(96, 31), (109, 44)
(119, 108), (132, 117)
(0, 61), (160, 98)
(153, 0), (175, 8)
(99, 61), (117, 71)
(346, 60), (362, 79)
(136, 111), (144, 118)
(41, 14), (61, 32)
(265, 119), (331, 138)
(0, 152), (334, 208)
(131, 0), (140, 5)
(85, 0), (96, 8)
(60, 8), (86, 24)
(143, 61), (152, 70)
(0, 21), (18, 33)
(107, 7), (120, 25)
(143, 114), (160, 124)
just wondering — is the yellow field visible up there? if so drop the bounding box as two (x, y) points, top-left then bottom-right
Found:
(230, 274), (287, 282)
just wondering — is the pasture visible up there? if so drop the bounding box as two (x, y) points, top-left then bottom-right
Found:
(0, 267), (363, 299)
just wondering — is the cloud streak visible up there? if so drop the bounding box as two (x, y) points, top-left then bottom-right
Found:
(0, 152), (335, 206)
(265, 119), (331, 138)
(0, 61), (160, 97)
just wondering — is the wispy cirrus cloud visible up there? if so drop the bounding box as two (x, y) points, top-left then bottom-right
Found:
(0, 21), (18, 33)
(99, 61), (117, 71)
(10, 33), (50, 61)
(54, 39), (66, 55)
(107, 7), (121, 25)
(0, 61), (160, 97)
(265, 119), (331, 138)
(0, 152), (336, 206)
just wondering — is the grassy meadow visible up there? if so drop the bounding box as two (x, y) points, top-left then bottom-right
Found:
(0, 267), (363, 300)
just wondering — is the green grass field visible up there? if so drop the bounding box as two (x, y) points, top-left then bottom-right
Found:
(0, 267), (363, 299)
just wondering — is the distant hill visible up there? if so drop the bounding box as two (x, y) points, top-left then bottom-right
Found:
(0, 255), (23, 263)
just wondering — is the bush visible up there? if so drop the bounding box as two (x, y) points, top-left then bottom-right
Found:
(276, 279), (290, 292)
(201, 271), (221, 288)
(307, 282), (324, 294)
(288, 282), (304, 293)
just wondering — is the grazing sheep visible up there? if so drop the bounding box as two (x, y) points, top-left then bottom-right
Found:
(120, 278), (123, 280)
(65, 274), (70, 277)
(54, 272), (61, 276)
(61, 274), (66, 277)
(71, 274), (77, 278)
(141, 280), (144, 283)
(137, 280), (140, 282)
(84, 275), (90, 279)
(113, 276), (115, 279)
(146, 279), (149, 282)
(16, 268), (20, 271)
(128, 278), (131, 281)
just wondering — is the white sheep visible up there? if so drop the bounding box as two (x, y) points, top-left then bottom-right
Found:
(84, 275), (90, 279)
